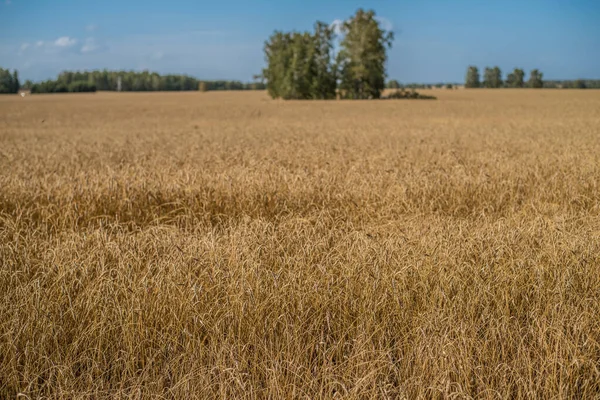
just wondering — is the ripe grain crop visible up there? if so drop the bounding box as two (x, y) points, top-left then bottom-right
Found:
(1, 90), (600, 399)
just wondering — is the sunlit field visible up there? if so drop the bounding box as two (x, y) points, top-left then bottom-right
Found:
(1, 89), (600, 398)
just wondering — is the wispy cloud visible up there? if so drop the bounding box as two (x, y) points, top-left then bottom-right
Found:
(18, 42), (30, 55)
(23, 36), (105, 55)
(80, 37), (107, 54)
(54, 36), (77, 48)
(2, 29), (262, 81)
(15, 36), (83, 57)
(86, 24), (98, 32)
(150, 51), (164, 60)
(80, 39), (96, 53)
(5, 0), (11, 5)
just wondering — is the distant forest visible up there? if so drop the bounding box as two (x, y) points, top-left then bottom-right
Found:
(19, 70), (266, 93)
(543, 80), (600, 89)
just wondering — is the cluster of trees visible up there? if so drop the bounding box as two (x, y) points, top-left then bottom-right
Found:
(262, 23), (337, 100)
(465, 67), (599, 89)
(30, 80), (97, 93)
(198, 80), (266, 91)
(18, 69), (266, 93)
(46, 70), (199, 92)
(0, 68), (20, 94)
(465, 66), (544, 88)
(544, 80), (600, 89)
(263, 9), (394, 100)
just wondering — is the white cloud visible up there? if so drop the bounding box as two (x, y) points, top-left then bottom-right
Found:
(18, 43), (30, 54)
(54, 36), (77, 48)
(2, 29), (261, 82)
(80, 37), (108, 54)
(81, 37), (99, 53)
(18, 36), (106, 57)
(86, 24), (98, 32)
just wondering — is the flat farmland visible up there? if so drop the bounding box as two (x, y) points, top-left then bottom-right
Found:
(1, 90), (600, 398)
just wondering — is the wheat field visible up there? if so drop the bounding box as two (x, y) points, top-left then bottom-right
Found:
(1, 90), (599, 399)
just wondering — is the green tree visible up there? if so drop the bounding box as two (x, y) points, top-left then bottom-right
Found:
(68, 81), (97, 92)
(311, 21), (337, 99)
(483, 66), (502, 88)
(336, 9), (394, 99)
(54, 83), (68, 93)
(505, 68), (525, 88)
(263, 22), (336, 100)
(0, 68), (20, 93)
(528, 69), (543, 88)
(287, 32), (314, 99)
(465, 66), (480, 88)
(387, 80), (401, 89)
(12, 70), (20, 92)
(263, 31), (293, 98)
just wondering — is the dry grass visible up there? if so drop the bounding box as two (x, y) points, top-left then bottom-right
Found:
(1, 89), (600, 399)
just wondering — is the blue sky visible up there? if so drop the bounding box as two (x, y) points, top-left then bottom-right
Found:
(1, 0), (599, 82)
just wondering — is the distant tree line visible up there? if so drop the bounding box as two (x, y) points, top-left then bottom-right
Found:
(388, 75), (600, 90)
(0, 68), (20, 94)
(198, 80), (266, 91)
(465, 65), (544, 89)
(16, 69), (266, 94)
(543, 80), (600, 89)
(465, 66), (544, 88)
(31, 80), (97, 93)
(262, 9), (394, 100)
(463, 66), (600, 89)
